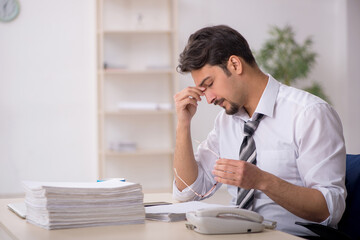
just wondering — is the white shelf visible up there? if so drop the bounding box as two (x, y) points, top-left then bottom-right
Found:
(105, 149), (174, 157)
(102, 109), (174, 115)
(102, 68), (174, 75)
(99, 29), (174, 34)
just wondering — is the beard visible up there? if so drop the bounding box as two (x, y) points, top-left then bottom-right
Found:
(214, 98), (239, 115)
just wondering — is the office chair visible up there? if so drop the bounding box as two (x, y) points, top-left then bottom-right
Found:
(296, 154), (360, 240)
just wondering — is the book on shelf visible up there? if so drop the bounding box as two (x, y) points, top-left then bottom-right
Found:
(117, 102), (172, 111)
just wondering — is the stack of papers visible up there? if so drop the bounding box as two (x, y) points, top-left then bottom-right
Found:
(23, 180), (145, 230)
(145, 201), (230, 222)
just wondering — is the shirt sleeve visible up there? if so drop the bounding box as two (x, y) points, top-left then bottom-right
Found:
(172, 112), (223, 202)
(295, 102), (347, 227)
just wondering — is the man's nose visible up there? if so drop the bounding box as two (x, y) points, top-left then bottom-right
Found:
(204, 90), (216, 104)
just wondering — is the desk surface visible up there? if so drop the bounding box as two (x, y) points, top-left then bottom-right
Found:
(0, 193), (302, 240)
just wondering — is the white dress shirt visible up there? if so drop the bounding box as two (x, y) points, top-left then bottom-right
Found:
(173, 75), (347, 236)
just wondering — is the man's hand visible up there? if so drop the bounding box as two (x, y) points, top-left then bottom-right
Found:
(212, 158), (264, 190)
(173, 86), (205, 125)
(212, 158), (330, 222)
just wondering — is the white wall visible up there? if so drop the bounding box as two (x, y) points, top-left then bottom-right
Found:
(346, 0), (360, 153)
(0, 0), (358, 196)
(0, 0), (97, 196)
(178, 0), (360, 154)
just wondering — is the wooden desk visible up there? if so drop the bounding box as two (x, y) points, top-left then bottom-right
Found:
(0, 194), (302, 240)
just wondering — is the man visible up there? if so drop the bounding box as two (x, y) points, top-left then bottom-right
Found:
(173, 25), (346, 237)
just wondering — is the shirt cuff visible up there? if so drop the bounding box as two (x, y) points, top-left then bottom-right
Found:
(172, 172), (204, 202)
(314, 186), (346, 227)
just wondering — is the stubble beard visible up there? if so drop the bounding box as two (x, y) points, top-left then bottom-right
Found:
(214, 98), (239, 115)
(225, 101), (239, 115)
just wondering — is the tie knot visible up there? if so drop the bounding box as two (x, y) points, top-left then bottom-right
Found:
(243, 113), (264, 137)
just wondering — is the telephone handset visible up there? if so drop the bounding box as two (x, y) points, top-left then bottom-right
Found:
(186, 207), (265, 235)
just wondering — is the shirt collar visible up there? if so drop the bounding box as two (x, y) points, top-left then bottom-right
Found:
(255, 74), (279, 118)
(234, 74), (280, 121)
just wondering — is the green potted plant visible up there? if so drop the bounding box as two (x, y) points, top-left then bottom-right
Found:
(255, 25), (329, 102)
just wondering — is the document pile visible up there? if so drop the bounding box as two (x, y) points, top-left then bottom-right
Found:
(23, 180), (145, 229)
(145, 201), (228, 222)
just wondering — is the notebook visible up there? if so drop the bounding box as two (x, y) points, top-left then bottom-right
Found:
(7, 202), (27, 219)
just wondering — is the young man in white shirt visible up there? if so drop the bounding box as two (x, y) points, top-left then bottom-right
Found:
(173, 25), (346, 237)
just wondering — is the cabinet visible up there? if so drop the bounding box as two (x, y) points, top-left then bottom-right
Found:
(96, 0), (178, 192)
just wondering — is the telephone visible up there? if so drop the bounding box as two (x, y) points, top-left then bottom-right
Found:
(185, 207), (266, 235)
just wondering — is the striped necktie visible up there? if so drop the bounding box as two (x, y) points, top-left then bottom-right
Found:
(236, 113), (264, 209)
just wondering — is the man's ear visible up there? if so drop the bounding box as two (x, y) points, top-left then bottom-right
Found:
(228, 55), (243, 74)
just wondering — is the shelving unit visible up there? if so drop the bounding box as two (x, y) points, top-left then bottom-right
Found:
(96, 0), (178, 192)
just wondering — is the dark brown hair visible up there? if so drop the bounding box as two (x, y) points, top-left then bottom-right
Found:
(177, 25), (256, 75)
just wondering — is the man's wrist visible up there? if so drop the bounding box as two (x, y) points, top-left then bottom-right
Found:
(257, 170), (277, 192)
(176, 120), (191, 129)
